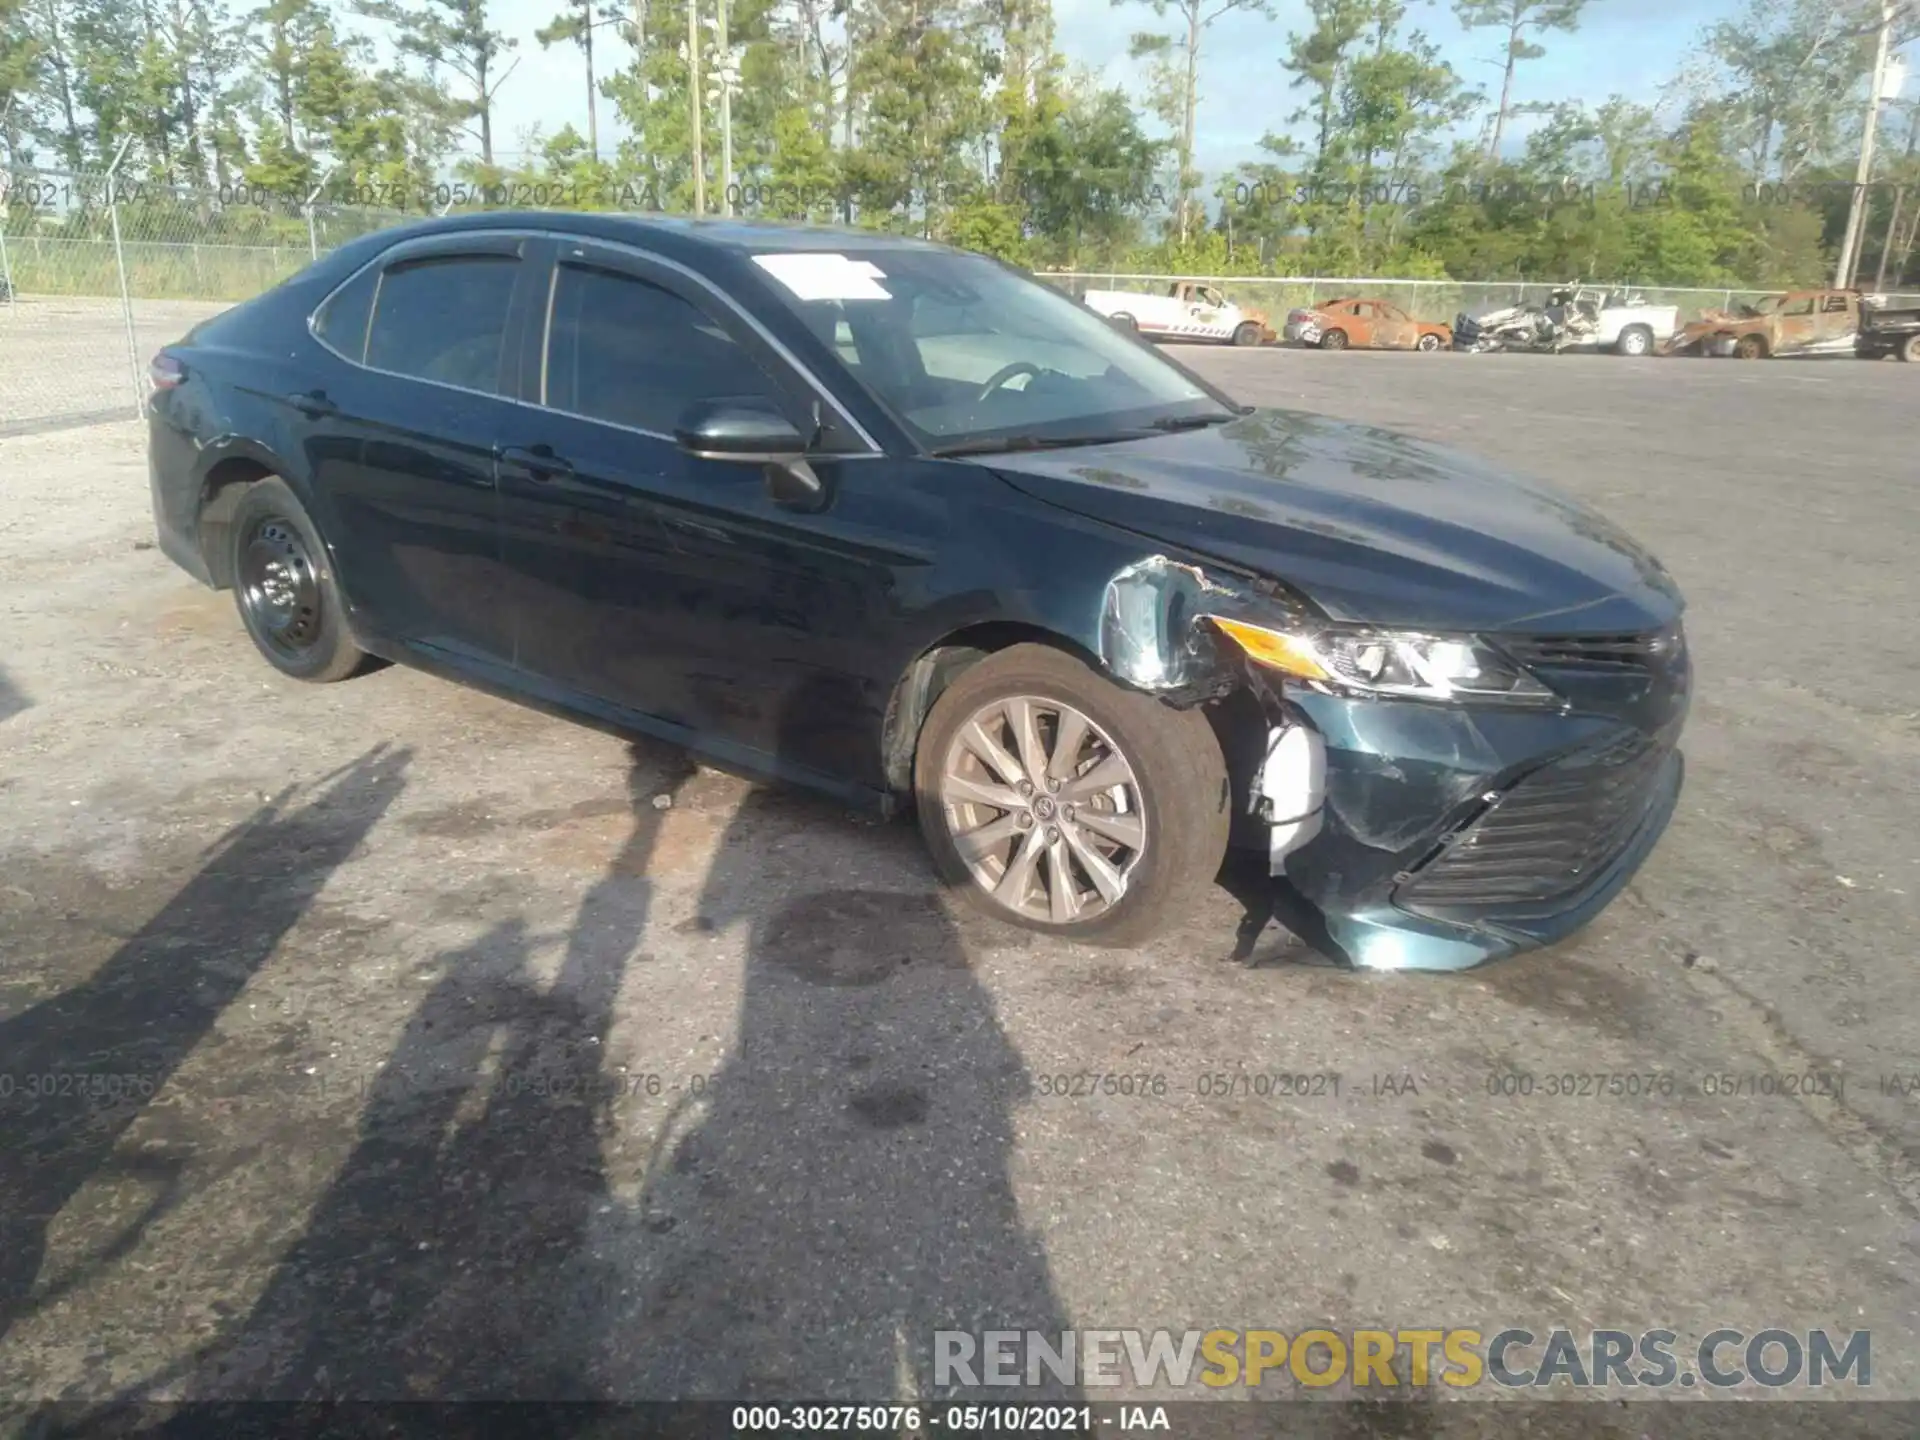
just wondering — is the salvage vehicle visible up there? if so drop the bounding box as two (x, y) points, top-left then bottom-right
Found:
(1454, 286), (1678, 356)
(1082, 280), (1273, 346)
(147, 214), (1690, 969)
(1856, 297), (1920, 362)
(1664, 288), (1896, 358)
(1283, 298), (1451, 351)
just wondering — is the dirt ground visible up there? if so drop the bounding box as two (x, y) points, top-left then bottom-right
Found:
(1, 351), (1918, 1426)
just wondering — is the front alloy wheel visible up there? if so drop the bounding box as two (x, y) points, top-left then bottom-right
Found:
(913, 644), (1231, 948)
(939, 695), (1147, 925)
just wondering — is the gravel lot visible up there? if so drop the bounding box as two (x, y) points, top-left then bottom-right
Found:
(1, 350), (1917, 1426)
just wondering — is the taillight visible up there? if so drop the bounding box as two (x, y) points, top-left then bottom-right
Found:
(1288, 309), (1311, 323)
(149, 352), (185, 391)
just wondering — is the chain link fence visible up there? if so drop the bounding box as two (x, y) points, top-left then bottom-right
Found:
(0, 169), (414, 436)
(7, 175), (1920, 435)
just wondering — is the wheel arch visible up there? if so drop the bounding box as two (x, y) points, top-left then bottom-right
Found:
(879, 621), (1106, 795)
(195, 442), (288, 588)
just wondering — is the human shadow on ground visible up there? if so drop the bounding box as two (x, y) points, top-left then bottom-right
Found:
(0, 745), (412, 1348)
(126, 680), (1077, 1412)
(626, 678), (1079, 1400)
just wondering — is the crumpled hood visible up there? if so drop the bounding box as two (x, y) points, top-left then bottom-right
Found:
(990, 408), (1684, 632)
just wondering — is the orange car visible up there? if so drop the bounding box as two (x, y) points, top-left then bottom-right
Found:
(1284, 297), (1452, 351)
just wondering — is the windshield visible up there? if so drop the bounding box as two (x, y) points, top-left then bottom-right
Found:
(747, 247), (1226, 449)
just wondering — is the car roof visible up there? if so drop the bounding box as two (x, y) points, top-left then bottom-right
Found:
(359, 209), (957, 265)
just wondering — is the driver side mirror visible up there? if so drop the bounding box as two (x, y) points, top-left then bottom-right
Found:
(673, 399), (828, 512)
(673, 400), (807, 462)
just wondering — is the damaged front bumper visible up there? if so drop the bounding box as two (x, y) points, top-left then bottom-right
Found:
(1262, 692), (1684, 970)
(1097, 556), (1689, 971)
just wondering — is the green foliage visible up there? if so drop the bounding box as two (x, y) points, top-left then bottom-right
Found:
(0, 0), (1912, 301)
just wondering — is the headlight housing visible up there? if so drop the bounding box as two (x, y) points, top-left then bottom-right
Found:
(1210, 614), (1559, 706)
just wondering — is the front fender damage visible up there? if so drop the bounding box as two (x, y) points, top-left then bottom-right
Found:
(1097, 555), (1327, 878)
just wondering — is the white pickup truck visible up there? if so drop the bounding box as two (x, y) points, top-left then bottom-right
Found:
(1453, 285), (1680, 356)
(1082, 281), (1272, 346)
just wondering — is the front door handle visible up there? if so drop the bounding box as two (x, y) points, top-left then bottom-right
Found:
(496, 444), (575, 482)
(663, 515), (731, 544)
(285, 389), (338, 419)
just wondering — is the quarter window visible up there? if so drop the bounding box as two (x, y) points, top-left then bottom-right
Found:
(365, 254), (520, 393)
(313, 265), (377, 363)
(542, 262), (788, 433)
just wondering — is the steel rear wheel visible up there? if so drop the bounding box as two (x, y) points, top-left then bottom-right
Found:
(914, 644), (1230, 948)
(1320, 328), (1348, 351)
(226, 477), (367, 683)
(240, 518), (324, 660)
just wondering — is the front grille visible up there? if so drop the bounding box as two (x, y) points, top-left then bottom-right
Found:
(1500, 627), (1682, 676)
(1398, 730), (1673, 909)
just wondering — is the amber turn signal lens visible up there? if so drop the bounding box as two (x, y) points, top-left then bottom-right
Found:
(1208, 616), (1331, 680)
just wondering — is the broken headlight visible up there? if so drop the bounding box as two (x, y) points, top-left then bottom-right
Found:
(1209, 615), (1559, 706)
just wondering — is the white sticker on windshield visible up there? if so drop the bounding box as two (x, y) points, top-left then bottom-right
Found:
(753, 252), (892, 301)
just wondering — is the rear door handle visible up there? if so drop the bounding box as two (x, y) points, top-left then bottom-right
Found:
(496, 444), (575, 482)
(285, 390), (338, 419)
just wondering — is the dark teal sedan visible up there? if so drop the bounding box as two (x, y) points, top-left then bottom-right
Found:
(146, 213), (1688, 967)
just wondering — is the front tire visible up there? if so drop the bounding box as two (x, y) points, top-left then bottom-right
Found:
(1416, 333), (1442, 351)
(1901, 334), (1920, 363)
(1232, 321), (1263, 347)
(1733, 334), (1767, 360)
(227, 477), (367, 683)
(913, 644), (1230, 948)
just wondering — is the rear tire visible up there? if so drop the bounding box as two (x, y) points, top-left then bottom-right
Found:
(913, 644), (1231, 949)
(1319, 328), (1349, 351)
(1734, 334), (1767, 360)
(1901, 334), (1920, 363)
(1615, 325), (1653, 357)
(227, 477), (367, 683)
(1109, 312), (1138, 334)
(1416, 333), (1442, 351)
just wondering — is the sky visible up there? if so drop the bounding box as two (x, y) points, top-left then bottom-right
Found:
(471, 0), (1768, 177)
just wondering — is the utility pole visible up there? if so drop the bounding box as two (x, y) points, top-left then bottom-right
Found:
(719, 0), (733, 217)
(1834, 0), (1896, 289)
(702, 5), (738, 215)
(1881, 104), (1920, 291)
(689, 0), (704, 214)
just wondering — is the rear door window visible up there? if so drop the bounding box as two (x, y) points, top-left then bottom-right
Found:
(365, 255), (520, 394)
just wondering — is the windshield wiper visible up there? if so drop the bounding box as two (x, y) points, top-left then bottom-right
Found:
(1145, 410), (1241, 432)
(928, 431), (1153, 457)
